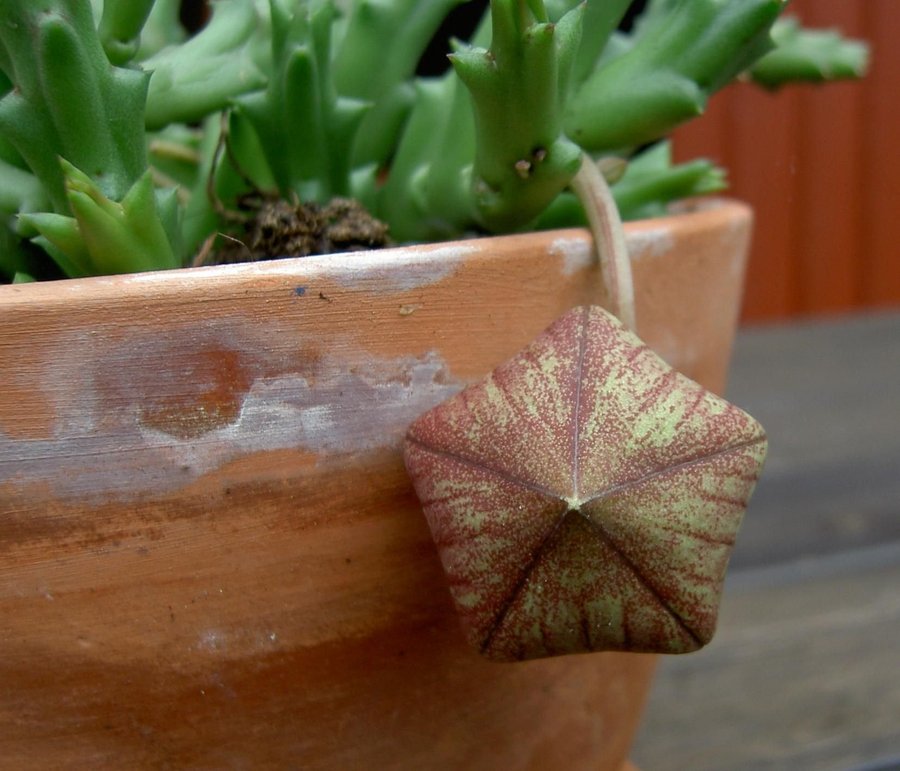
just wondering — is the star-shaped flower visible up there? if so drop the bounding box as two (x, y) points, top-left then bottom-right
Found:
(404, 306), (767, 662)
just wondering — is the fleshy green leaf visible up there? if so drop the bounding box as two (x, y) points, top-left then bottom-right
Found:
(750, 17), (869, 89)
(20, 211), (92, 277)
(64, 160), (177, 273)
(99, 0), (157, 65)
(0, 1), (151, 210)
(24, 159), (178, 276)
(142, 1), (267, 130)
(565, 0), (783, 152)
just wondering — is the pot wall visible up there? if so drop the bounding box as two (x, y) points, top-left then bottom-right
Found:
(0, 200), (752, 769)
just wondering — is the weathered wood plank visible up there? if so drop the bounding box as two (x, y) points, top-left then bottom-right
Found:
(634, 312), (900, 769)
(726, 311), (900, 569)
(634, 544), (900, 771)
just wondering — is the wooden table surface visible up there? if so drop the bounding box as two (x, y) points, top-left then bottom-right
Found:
(633, 310), (900, 771)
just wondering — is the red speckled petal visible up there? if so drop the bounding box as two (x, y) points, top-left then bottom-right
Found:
(407, 309), (583, 497)
(483, 512), (700, 661)
(575, 307), (764, 497)
(404, 441), (567, 649)
(580, 440), (766, 648)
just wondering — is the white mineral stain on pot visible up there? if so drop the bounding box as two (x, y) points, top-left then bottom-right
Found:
(222, 350), (459, 457)
(649, 327), (698, 373)
(551, 228), (675, 274)
(0, 330), (462, 501)
(124, 258), (325, 284)
(197, 629), (227, 652)
(626, 227), (675, 260)
(550, 237), (593, 276)
(330, 243), (476, 291)
(122, 242), (475, 291)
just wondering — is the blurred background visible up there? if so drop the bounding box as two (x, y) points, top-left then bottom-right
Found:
(638, 3), (900, 769)
(674, 0), (900, 323)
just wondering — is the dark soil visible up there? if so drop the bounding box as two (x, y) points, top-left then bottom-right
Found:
(195, 196), (390, 266)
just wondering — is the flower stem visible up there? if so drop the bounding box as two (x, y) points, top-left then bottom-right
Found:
(570, 152), (636, 331)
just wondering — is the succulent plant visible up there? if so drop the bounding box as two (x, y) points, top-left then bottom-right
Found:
(0, 0), (867, 282)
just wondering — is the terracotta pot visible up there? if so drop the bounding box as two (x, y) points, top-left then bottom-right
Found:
(0, 199), (752, 769)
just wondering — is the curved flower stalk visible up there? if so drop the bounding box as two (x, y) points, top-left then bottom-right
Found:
(536, 142), (727, 228)
(570, 154), (635, 331)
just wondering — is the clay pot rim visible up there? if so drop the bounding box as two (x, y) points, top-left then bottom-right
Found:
(0, 197), (752, 305)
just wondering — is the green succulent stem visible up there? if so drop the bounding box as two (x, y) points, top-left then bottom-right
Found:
(0, 0), (871, 282)
(375, 70), (479, 243)
(451, 0), (584, 231)
(0, 0), (181, 276)
(137, 0), (187, 58)
(564, 0), (632, 84)
(235, 0), (368, 202)
(0, 0), (151, 211)
(378, 78), (455, 241)
(334, 0), (462, 101)
(0, 160), (46, 218)
(350, 83), (416, 169)
(570, 153), (635, 331)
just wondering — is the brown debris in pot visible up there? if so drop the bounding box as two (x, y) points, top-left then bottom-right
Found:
(194, 195), (390, 266)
